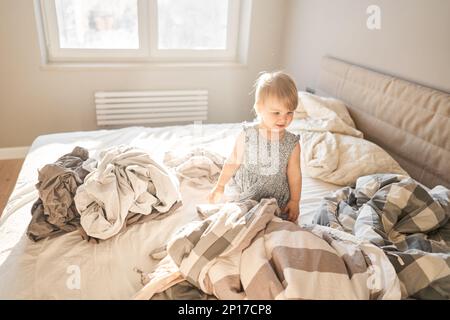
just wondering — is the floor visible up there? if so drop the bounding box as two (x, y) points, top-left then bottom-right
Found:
(0, 159), (24, 217)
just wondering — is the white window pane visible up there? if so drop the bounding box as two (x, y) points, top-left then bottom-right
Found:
(157, 0), (229, 50)
(55, 0), (139, 49)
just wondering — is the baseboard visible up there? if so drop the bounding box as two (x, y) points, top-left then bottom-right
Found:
(0, 146), (30, 160)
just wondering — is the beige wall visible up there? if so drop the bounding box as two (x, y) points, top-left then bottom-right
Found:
(282, 0), (450, 94)
(3, 0), (449, 149)
(0, 0), (287, 148)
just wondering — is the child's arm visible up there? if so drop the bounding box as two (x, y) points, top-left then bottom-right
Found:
(217, 131), (245, 187)
(208, 131), (245, 203)
(283, 142), (302, 222)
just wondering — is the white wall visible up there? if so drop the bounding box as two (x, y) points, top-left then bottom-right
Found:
(282, 0), (450, 94)
(0, 0), (288, 148)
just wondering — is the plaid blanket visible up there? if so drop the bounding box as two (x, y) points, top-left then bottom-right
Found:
(313, 174), (450, 299)
(134, 198), (401, 300)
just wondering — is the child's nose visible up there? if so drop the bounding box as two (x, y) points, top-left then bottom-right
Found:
(279, 114), (289, 123)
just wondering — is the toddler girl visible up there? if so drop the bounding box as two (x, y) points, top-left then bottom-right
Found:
(208, 71), (302, 222)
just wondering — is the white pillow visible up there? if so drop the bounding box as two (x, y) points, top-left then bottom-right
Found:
(295, 91), (357, 129)
(294, 92), (308, 119)
(300, 131), (408, 186)
(290, 91), (363, 139)
(292, 91), (407, 185)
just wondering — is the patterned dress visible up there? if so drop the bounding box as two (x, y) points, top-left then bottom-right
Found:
(233, 122), (300, 209)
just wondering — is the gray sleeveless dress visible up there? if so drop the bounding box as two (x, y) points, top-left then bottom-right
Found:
(233, 122), (300, 209)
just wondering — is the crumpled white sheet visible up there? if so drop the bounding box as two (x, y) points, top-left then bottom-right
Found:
(74, 145), (182, 240)
(163, 147), (225, 186)
(291, 92), (408, 185)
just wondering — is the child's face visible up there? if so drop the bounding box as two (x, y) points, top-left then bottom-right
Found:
(257, 96), (294, 131)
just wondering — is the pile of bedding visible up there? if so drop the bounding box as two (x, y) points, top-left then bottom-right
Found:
(27, 145), (183, 241)
(134, 198), (401, 300)
(290, 92), (407, 185)
(313, 174), (450, 299)
(27, 147), (95, 241)
(75, 145), (182, 240)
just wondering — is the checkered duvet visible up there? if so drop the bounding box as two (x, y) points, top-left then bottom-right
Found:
(134, 198), (401, 300)
(314, 174), (450, 299)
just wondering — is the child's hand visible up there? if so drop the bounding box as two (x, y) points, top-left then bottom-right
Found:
(281, 200), (300, 223)
(208, 185), (225, 204)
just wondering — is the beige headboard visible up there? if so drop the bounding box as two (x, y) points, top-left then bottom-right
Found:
(317, 56), (450, 188)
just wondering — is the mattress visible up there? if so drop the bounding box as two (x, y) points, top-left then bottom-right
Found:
(0, 123), (340, 299)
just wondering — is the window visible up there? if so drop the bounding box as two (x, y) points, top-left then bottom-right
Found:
(37, 0), (245, 63)
(56, 0), (140, 49)
(150, 0), (240, 59)
(40, 0), (149, 61)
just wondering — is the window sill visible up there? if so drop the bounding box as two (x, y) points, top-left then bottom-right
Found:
(39, 60), (249, 71)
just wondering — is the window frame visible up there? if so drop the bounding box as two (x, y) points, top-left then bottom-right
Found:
(38, 0), (242, 63)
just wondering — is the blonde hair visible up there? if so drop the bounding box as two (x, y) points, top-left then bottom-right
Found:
(253, 71), (298, 113)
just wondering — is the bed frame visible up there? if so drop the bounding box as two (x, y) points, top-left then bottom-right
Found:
(317, 56), (450, 188)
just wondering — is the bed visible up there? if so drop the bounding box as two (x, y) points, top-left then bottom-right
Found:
(0, 123), (341, 299)
(0, 57), (448, 299)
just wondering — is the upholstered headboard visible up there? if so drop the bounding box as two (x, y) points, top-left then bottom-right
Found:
(317, 56), (450, 188)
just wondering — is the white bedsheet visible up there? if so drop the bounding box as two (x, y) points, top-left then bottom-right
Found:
(0, 123), (340, 299)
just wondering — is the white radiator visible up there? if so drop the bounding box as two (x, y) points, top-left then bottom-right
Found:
(95, 90), (208, 126)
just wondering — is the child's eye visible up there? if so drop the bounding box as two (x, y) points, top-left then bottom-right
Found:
(272, 112), (280, 115)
